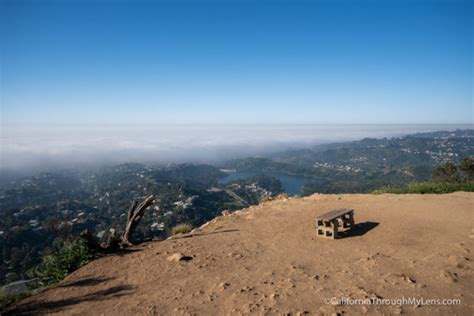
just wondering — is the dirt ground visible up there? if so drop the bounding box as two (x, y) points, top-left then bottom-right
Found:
(6, 193), (474, 315)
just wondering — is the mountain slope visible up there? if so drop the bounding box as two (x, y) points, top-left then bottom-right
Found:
(7, 193), (474, 315)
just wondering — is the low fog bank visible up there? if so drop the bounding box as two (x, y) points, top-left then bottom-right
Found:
(1, 124), (471, 175)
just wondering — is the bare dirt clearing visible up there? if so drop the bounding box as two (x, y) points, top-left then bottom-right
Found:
(7, 193), (474, 315)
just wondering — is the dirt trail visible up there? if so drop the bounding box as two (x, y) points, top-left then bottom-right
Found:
(6, 193), (474, 315)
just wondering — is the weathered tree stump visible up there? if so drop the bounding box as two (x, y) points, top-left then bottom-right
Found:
(120, 194), (155, 246)
(80, 194), (155, 251)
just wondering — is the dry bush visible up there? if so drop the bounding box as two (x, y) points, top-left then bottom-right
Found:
(171, 223), (193, 235)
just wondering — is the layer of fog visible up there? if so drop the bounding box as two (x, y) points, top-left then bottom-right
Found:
(1, 124), (472, 175)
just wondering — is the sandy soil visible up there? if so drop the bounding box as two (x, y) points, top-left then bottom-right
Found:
(6, 193), (474, 315)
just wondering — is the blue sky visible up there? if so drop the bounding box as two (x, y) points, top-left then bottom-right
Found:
(1, 0), (472, 125)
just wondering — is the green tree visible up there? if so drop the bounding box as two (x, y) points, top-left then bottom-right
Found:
(432, 158), (474, 183)
(432, 162), (462, 183)
(36, 238), (93, 284)
(458, 157), (474, 181)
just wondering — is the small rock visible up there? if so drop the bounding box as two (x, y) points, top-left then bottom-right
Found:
(166, 252), (193, 262)
(448, 255), (469, 269)
(439, 270), (458, 283)
(392, 306), (403, 314)
(220, 282), (231, 289)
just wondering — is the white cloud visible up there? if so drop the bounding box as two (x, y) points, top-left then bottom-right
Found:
(0, 123), (471, 172)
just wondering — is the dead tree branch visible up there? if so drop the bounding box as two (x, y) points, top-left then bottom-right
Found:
(120, 194), (155, 246)
(80, 195), (155, 252)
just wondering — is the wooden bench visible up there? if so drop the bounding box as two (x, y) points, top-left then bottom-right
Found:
(316, 208), (354, 239)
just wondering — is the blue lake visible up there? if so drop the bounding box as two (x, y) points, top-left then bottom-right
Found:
(218, 171), (319, 196)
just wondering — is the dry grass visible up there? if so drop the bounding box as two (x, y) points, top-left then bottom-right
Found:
(171, 223), (193, 235)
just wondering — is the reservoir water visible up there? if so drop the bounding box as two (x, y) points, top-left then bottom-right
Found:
(218, 171), (318, 196)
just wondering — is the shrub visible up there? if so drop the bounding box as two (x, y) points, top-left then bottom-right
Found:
(275, 193), (289, 199)
(433, 157), (474, 183)
(0, 289), (30, 312)
(171, 223), (193, 235)
(372, 181), (474, 194)
(37, 238), (93, 284)
(260, 195), (274, 202)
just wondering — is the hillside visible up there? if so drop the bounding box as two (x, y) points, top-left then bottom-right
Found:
(223, 129), (474, 193)
(6, 193), (474, 315)
(1, 130), (472, 285)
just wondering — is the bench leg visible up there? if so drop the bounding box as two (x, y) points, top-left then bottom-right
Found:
(332, 220), (339, 239)
(341, 212), (354, 229)
(316, 221), (336, 239)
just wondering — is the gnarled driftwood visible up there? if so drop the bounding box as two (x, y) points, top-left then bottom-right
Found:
(80, 194), (155, 251)
(120, 194), (155, 246)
